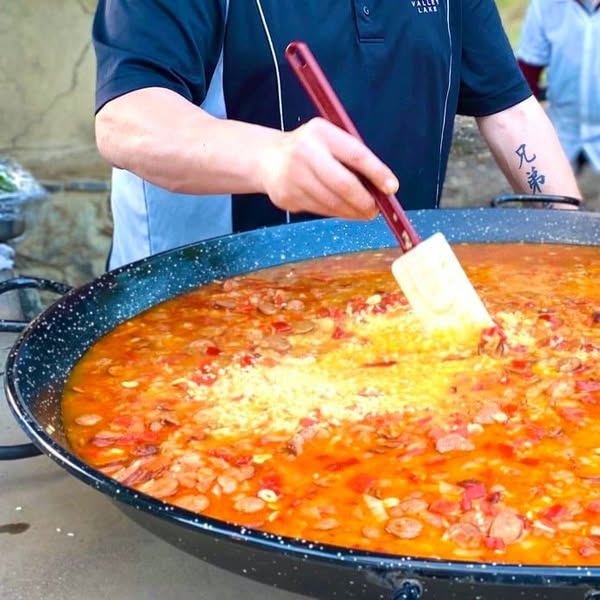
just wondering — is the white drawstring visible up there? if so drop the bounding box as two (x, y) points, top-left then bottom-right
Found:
(254, 0), (290, 223)
(436, 0), (453, 208)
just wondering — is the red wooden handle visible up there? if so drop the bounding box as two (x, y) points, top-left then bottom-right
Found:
(285, 41), (421, 252)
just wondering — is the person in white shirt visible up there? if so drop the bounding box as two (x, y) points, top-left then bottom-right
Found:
(517, 0), (600, 177)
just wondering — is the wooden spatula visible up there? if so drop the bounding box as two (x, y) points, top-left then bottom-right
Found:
(285, 41), (494, 340)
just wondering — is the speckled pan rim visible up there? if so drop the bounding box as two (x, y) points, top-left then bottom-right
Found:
(5, 208), (600, 587)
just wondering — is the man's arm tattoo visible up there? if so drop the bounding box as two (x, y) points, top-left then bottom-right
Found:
(515, 143), (546, 194)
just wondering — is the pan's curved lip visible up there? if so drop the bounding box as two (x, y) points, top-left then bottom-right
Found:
(5, 209), (600, 586)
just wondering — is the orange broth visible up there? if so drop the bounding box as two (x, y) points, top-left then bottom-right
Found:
(62, 243), (600, 565)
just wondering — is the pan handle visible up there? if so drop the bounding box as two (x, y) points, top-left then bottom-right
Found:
(491, 194), (581, 209)
(0, 444), (43, 460)
(392, 580), (423, 600)
(0, 277), (72, 460)
(0, 276), (73, 333)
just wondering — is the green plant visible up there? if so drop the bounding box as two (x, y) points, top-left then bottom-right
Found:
(0, 171), (17, 193)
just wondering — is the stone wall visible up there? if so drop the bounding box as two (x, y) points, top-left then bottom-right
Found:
(0, 0), (112, 286)
(0, 0), (107, 175)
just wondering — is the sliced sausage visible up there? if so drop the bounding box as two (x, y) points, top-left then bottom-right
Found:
(474, 403), (507, 425)
(91, 430), (122, 447)
(361, 527), (381, 540)
(435, 433), (474, 454)
(285, 299), (306, 312)
(113, 459), (153, 486)
(385, 517), (423, 539)
(313, 518), (339, 531)
(138, 475), (179, 499)
(132, 444), (158, 457)
(292, 319), (315, 334)
(174, 494), (210, 512)
(74, 413), (103, 426)
(217, 474), (238, 494)
(488, 510), (524, 544)
(445, 522), (482, 549)
(389, 498), (429, 516)
(234, 496), (266, 514)
(557, 356), (582, 373)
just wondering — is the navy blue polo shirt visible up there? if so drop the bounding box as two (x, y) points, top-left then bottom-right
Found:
(94, 0), (531, 267)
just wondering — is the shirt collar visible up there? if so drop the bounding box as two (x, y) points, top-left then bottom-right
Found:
(575, 0), (600, 13)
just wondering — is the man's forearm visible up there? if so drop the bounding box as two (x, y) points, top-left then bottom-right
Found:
(476, 96), (581, 200)
(95, 86), (398, 220)
(95, 87), (278, 195)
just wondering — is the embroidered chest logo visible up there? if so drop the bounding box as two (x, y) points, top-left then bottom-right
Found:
(411, 0), (440, 14)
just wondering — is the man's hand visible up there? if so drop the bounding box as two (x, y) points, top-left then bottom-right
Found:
(257, 118), (399, 220)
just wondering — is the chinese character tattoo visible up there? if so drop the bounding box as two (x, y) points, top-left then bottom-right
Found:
(526, 166), (546, 194)
(515, 143), (546, 194)
(515, 143), (537, 169)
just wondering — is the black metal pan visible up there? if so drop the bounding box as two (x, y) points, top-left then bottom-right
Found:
(2, 208), (600, 600)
